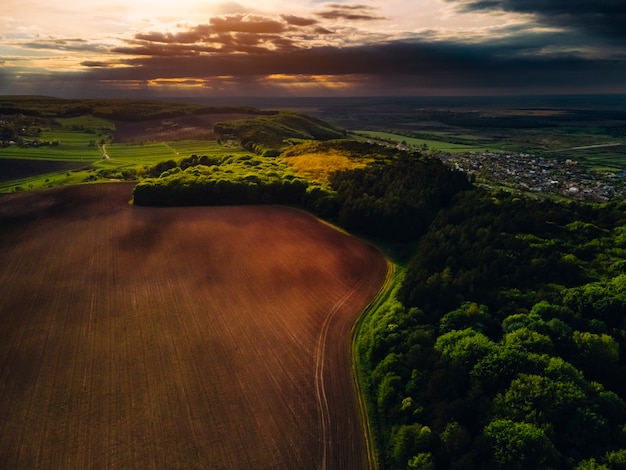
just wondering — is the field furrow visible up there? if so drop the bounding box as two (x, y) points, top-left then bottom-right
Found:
(0, 183), (387, 469)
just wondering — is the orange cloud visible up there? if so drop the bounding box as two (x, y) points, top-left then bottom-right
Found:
(316, 3), (386, 21)
(280, 15), (319, 27)
(112, 12), (333, 57)
(209, 14), (287, 34)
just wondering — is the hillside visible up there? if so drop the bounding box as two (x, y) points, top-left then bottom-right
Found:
(213, 111), (346, 156)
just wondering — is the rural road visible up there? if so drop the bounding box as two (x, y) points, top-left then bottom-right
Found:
(99, 143), (109, 159)
(315, 276), (367, 469)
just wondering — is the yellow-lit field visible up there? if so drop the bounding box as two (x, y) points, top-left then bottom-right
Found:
(279, 151), (373, 183)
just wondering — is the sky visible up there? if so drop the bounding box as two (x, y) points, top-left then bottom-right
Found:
(1, 0), (625, 97)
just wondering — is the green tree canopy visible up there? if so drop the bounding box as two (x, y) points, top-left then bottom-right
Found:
(484, 419), (559, 469)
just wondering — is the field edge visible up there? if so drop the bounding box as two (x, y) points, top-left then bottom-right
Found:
(352, 261), (398, 470)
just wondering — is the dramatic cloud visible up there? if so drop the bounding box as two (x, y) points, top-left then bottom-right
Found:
(280, 15), (319, 27)
(1, 0), (625, 97)
(107, 12), (343, 58)
(447, 0), (626, 41)
(209, 14), (287, 34)
(68, 38), (626, 96)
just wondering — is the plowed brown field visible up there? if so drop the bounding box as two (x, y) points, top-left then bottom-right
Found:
(0, 183), (388, 469)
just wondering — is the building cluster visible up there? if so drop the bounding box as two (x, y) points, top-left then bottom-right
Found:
(436, 151), (626, 202)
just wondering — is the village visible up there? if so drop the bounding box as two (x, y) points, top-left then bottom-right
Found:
(434, 150), (626, 202)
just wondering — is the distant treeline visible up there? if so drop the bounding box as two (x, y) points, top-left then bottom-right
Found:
(426, 108), (626, 130)
(213, 111), (346, 157)
(0, 96), (272, 121)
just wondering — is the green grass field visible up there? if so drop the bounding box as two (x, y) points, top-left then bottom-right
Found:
(0, 167), (93, 193)
(104, 142), (177, 161)
(561, 149), (626, 171)
(101, 140), (252, 166)
(406, 130), (490, 142)
(353, 130), (493, 152)
(0, 137), (256, 193)
(167, 140), (252, 156)
(56, 115), (116, 134)
(1, 131), (102, 161)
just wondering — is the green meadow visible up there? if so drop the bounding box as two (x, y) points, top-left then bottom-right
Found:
(56, 115), (116, 134)
(103, 142), (177, 161)
(167, 140), (252, 157)
(1, 131), (101, 161)
(543, 144), (626, 171)
(353, 130), (492, 152)
(0, 136), (259, 193)
(101, 141), (252, 167)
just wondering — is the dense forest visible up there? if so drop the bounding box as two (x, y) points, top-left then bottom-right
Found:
(134, 141), (626, 469)
(132, 153), (328, 209)
(329, 155), (471, 240)
(360, 185), (626, 469)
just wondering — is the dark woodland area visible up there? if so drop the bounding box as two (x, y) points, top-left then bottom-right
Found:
(355, 170), (626, 469)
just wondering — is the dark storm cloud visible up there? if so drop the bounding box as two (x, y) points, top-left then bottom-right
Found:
(82, 38), (626, 93)
(5, 5), (625, 97)
(447, 0), (626, 42)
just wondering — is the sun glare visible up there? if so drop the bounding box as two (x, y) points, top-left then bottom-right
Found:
(108, 0), (277, 22)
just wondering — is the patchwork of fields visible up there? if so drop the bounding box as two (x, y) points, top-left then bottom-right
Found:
(0, 109), (261, 192)
(112, 113), (253, 143)
(0, 183), (388, 469)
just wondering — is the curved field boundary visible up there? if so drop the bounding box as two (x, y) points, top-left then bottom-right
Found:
(0, 183), (388, 469)
(352, 263), (401, 470)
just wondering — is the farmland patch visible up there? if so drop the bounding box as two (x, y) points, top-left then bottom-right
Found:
(113, 113), (255, 143)
(0, 158), (89, 182)
(0, 183), (387, 469)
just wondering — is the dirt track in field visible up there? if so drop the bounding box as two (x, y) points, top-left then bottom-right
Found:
(0, 183), (388, 469)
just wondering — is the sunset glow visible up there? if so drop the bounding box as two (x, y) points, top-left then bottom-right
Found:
(1, 1), (625, 97)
